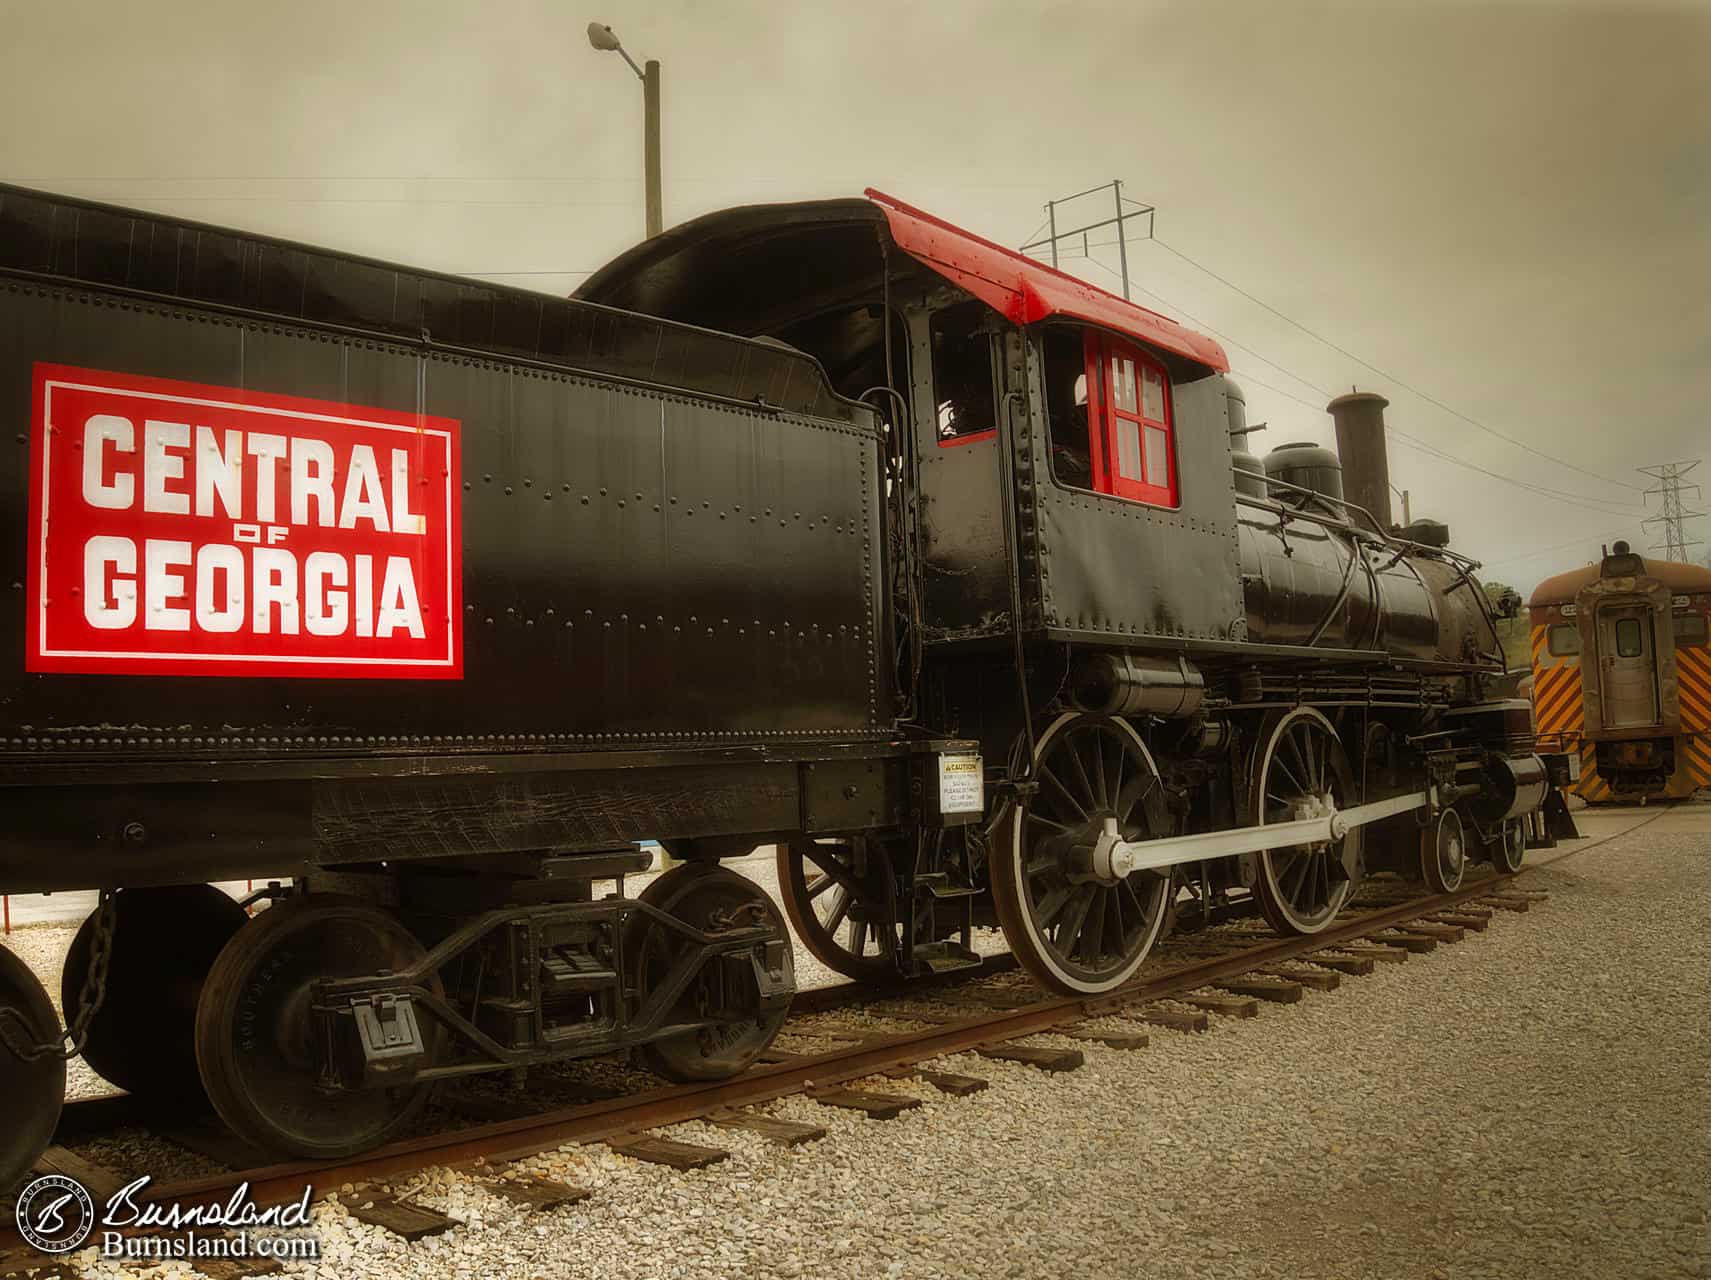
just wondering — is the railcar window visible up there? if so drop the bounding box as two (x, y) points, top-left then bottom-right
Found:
(1674, 612), (1708, 645)
(1615, 618), (1643, 657)
(931, 302), (997, 446)
(1547, 624), (1581, 656)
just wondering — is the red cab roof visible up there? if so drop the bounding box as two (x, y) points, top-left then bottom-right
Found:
(865, 189), (1229, 373)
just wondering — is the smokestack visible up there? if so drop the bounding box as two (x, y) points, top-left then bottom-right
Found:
(1326, 390), (1392, 532)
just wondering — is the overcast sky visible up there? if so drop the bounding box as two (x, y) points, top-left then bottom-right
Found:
(2, 0), (1705, 595)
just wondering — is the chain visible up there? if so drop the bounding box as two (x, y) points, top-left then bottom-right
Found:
(0, 889), (117, 1063)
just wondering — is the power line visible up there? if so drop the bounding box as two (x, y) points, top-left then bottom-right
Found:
(1146, 235), (1643, 494)
(1063, 250), (1643, 516)
(1479, 525), (1640, 570)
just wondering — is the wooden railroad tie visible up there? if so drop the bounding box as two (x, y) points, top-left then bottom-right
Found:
(1215, 976), (1304, 1004)
(480, 1175), (593, 1211)
(1257, 965), (1341, 992)
(30, 1144), (127, 1203)
(1369, 930), (1437, 954)
(883, 1064), (989, 1096)
(705, 1108), (827, 1146)
(1182, 993), (1260, 1019)
(1050, 1022), (1149, 1050)
(1395, 921), (1466, 943)
(810, 1086), (923, 1120)
(606, 1133), (730, 1169)
(1306, 952), (1374, 976)
(1425, 911), (1490, 932)
(345, 1194), (460, 1241)
(1332, 942), (1410, 964)
(1128, 1006), (1210, 1034)
(1479, 895), (1532, 912)
(976, 1043), (1084, 1072)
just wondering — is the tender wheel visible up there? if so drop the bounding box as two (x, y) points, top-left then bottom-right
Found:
(0, 948), (66, 1192)
(991, 713), (1172, 996)
(195, 895), (440, 1160)
(1420, 808), (1467, 893)
(627, 863), (793, 1081)
(1250, 707), (1362, 934)
(64, 885), (246, 1108)
(776, 837), (902, 981)
(1491, 816), (1527, 875)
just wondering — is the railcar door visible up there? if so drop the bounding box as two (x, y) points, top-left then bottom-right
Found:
(1598, 605), (1662, 728)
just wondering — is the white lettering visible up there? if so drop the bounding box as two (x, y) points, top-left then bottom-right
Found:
(304, 551), (348, 636)
(194, 427), (243, 519)
(83, 535), (136, 629)
(339, 445), (389, 532)
(375, 557), (425, 638)
(290, 437), (336, 527)
(354, 554), (374, 638)
(251, 547), (299, 635)
(82, 415), (135, 510)
(141, 420), (191, 515)
(194, 543), (245, 633)
(245, 433), (288, 524)
(143, 539), (192, 631)
(391, 448), (425, 535)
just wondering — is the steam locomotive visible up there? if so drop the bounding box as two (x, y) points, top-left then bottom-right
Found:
(0, 182), (1568, 1178)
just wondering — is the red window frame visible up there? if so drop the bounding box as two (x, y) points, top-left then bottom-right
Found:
(1084, 333), (1177, 507)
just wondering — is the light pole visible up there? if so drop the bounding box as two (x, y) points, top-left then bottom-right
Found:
(587, 21), (662, 239)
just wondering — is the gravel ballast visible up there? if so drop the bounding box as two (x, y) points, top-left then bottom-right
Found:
(14, 817), (1709, 1279)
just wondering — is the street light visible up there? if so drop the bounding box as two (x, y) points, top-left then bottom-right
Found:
(587, 21), (662, 239)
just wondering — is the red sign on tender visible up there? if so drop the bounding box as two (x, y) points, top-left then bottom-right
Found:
(27, 363), (463, 679)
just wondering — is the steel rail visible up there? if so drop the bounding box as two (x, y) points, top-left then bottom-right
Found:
(97, 875), (1516, 1219)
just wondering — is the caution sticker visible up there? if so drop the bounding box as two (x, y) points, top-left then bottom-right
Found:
(938, 752), (984, 815)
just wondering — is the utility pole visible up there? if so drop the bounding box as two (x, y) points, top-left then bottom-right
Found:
(588, 21), (663, 239)
(1638, 460), (1705, 562)
(1020, 180), (1155, 300)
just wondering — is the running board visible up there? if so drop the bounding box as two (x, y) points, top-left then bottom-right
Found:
(1105, 791), (1432, 876)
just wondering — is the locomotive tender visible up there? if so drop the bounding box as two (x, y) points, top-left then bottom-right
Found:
(0, 183), (1560, 1177)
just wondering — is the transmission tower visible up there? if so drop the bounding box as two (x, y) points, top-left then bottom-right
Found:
(1638, 460), (1705, 562)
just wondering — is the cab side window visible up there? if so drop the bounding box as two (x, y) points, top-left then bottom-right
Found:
(1042, 327), (1093, 488)
(1088, 336), (1177, 507)
(1042, 327), (1178, 507)
(931, 302), (997, 446)
(1547, 624), (1581, 657)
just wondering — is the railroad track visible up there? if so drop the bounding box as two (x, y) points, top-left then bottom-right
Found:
(0, 870), (1546, 1265)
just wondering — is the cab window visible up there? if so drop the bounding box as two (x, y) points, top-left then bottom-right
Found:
(931, 302), (996, 446)
(1043, 328), (1178, 507)
(1673, 612), (1708, 646)
(1546, 624), (1581, 657)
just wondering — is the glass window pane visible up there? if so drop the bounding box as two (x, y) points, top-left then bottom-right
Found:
(1673, 612), (1707, 645)
(1141, 364), (1165, 420)
(1116, 419), (1142, 480)
(1144, 426), (1169, 487)
(1547, 624), (1581, 657)
(1113, 358), (1137, 413)
(1615, 618), (1643, 657)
